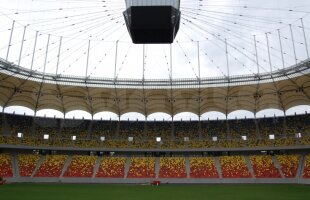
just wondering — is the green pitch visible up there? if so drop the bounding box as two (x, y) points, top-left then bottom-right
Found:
(0, 184), (309, 200)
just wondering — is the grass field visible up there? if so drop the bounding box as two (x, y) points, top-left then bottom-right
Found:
(0, 184), (309, 200)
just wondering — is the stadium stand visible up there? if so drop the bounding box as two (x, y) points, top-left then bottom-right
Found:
(1, 113), (310, 150)
(276, 155), (300, 178)
(250, 155), (281, 178)
(219, 156), (252, 178)
(127, 157), (156, 178)
(303, 155), (310, 178)
(18, 154), (40, 177)
(190, 157), (219, 178)
(91, 120), (118, 140)
(0, 154), (13, 177)
(96, 157), (126, 178)
(35, 155), (68, 177)
(64, 155), (97, 178)
(159, 157), (187, 178)
(7, 115), (33, 137)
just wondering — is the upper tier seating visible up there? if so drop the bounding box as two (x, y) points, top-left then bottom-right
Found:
(1, 113), (309, 150)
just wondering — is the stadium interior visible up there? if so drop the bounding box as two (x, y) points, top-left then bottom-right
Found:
(0, 1), (310, 198)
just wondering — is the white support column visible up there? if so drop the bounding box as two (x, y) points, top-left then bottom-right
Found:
(6, 20), (15, 61)
(301, 18), (309, 59)
(114, 40), (119, 81)
(56, 36), (62, 75)
(277, 29), (285, 69)
(265, 33), (273, 75)
(30, 31), (39, 71)
(253, 35), (260, 74)
(85, 40), (91, 77)
(18, 26), (27, 67)
(289, 24), (298, 65)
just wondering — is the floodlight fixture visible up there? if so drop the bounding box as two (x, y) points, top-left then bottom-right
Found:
(43, 134), (49, 140)
(17, 132), (23, 138)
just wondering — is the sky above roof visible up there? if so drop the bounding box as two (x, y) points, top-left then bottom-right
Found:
(0, 0), (309, 79)
(0, 0), (310, 119)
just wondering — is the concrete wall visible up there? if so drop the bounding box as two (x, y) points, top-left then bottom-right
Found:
(6, 177), (310, 185)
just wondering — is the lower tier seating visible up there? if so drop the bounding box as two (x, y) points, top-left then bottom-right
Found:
(35, 155), (68, 177)
(303, 155), (310, 178)
(190, 157), (219, 178)
(159, 157), (187, 178)
(18, 154), (40, 177)
(250, 155), (281, 178)
(0, 154), (13, 177)
(127, 157), (156, 178)
(96, 157), (126, 178)
(219, 156), (252, 178)
(3, 154), (310, 180)
(64, 155), (97, 177)
(276, 155), (300, 178)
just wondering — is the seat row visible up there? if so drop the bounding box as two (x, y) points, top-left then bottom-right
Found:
(1, 154), (310, 179)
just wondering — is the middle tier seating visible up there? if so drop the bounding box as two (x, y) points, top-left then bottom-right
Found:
(190, 157), (219, 178)
(64, 155), (97, 178)
(127, 157), (156, 178)
(35, 155), (68, 177)
(276, 155), (300, 178)
(219, 156), (251, 178)
(96, 157), (126, 178)
(18, 154), (40, 177)
(159, 157), (187, 178)
(250, 155), (281, 178)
